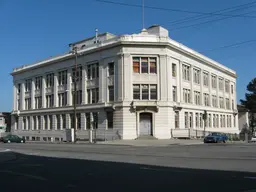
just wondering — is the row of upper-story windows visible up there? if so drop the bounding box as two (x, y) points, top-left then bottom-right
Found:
(171, 63), (234, 94)
(133, 57), (157, 74)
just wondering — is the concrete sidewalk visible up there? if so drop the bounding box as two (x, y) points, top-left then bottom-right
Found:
(96, 139), (204, 147)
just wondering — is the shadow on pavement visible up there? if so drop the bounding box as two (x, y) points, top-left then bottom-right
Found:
(0, 152), (256, 192)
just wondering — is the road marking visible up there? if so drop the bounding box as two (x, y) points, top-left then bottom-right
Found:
(0, 170), (47, 181)
(0, 149), (11, 152)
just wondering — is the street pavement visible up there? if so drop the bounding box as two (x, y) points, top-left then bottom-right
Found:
(0, 143), (256, 191)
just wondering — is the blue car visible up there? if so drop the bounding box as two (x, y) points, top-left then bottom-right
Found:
(204, 132), (228, 143)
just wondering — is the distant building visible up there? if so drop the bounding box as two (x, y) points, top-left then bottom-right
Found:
(11, 25), (239, 141)
(0, 112), (11, 133)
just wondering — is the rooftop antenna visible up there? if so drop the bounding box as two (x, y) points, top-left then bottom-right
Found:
(142, 0), (145, 29)
(95, 28), (98, 43)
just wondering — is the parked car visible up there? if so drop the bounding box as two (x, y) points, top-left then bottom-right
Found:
(1, 135), (25, 143)
(250, 137), (256, 143)
(204, 132), (228, 143)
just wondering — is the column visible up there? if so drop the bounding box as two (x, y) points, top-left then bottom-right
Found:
(209, 73), (212, 107)
(67, 68), (72, 106)
(54, 73), (58, 107)
(216, 76), (219, 108)
(26, 117), (29, 130)
(159, 55), (168, 101)
(82, 66), (87, 104)
(41, 115), (45, 130)
(177, 61), (181, 103)
(20, 82), (25, 110)
(179, 111), (185, 129)
(123, 53), (131, 101)
(31, 79), (35, 109)
(42, 76), (46, 108)
(53, 115), (57, 130)
(200, 70), (204, 105)
(81, 113), (86, 130)
(13, 83), (17, 111)
(117, 54), (123, 101)
(66, 114), (70, 129)
(90, 112), (94, 129)
(18, 117), (23, 130)
(167, 57), (172, 101)
(30, 116), (34, 130)
(36, 116), (39, 130)
(60, 114), (63, 130)
(47, 115), (50, 130)
(190, 65), (194, 104)
(98, 59), (105, 103)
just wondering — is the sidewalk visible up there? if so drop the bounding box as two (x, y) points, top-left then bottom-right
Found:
(96, 139), (204, 147)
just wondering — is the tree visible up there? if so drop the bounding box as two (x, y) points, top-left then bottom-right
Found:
(240, 77), (256, 135)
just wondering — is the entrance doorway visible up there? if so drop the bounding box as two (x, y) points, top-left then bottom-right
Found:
(139, 113), (153, 136)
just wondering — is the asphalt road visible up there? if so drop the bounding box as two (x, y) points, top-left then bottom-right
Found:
(0, 143), (256, 191)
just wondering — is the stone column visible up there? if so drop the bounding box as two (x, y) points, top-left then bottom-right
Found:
(31, 78), (35, 109)
(117, 54), (123, 101)
(20, 82), (25, 110)
(54, 73), (58, 107)
(123, 53), (131, 101)
(81, 113), (86, 130)
(41, 115), (45, 130)
(176, 61), (181, 103)
(167, 57), (172, 101)
(82, 66), (87, 104)
(42, 76), (46, 108)
(190, 65), (194, 104)
(66, 114), (70, 129)
(30, 116), (34, 130)
(53, 115), (57, 130)
(18, 116), (23, 130)
(159, 55), (168, 101)
(13, 83), (17, 111)
(200, 70), (204, 105)
(67, 69), (72, 106)
(98, 59), (105, 103)
(209, 73), (212, 107)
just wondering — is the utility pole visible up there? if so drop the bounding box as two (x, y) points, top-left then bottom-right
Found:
(71, 46), (78, 142)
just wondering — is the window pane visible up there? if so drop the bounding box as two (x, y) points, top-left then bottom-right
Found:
(133, 85), (140, 100)
(108, 86), (114, 101)
(150, 58), (156, 73)
(142, 85), (149, 100)
(107, 112), (113, 129)
(141, 57), (148, 73)
(133, 57), (140, 73)
(150, 85), (157, 100)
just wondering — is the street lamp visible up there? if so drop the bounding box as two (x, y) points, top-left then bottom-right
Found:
(70, 46), (78, 142)
(203, 110), (207, 137)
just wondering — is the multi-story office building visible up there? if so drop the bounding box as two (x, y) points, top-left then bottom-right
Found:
(11, 25), (239, 141)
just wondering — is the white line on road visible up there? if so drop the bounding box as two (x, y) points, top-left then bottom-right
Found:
(0, 170), (47, 181)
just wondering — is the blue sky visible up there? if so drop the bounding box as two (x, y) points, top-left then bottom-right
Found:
(0, 0), (255, 112)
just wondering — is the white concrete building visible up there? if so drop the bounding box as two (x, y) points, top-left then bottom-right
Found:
(11, 25), (239, 141)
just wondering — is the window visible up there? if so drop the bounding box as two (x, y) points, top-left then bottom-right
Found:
(87, 89), (91, 104)
(133, 57), (140, 73)
(195, 113), (199, 128)
(219, 78), (224, 90)
(142, 85), (149, 100)
(150, 85), (157, 100)
(172, 64), (176, 77)
(76, 113), (81, 130)
(62, 114), (66, 129)
(200, 113), (203, 128)
(25, 79), (32, 92)
(17, 84), (21, 95)
(108, 62), (114, 76)
(232, 100), (234, 110)
(219, 97), (224, 108)
(72, 66), (82, 82)
(208, 114), (211, 128)
(38, 116), (41, 130)
(35, 76), (42, 90)
(72, 90), (82, 105)
(49, 115), (52, 130)
(173, 86), (177, 102)
(203, 72), (209, 86)
(223, 115), (226, 127)
(133, 85), (140, 100)
(182, 64), (190, 81)
(58, 92), (67, 107)
(234, 115), (236, 127)
(87, 88), (99, 104)
(212, 75), (217, 88)
(86, 113), (90, 129)
(133, 57), (157, 74)
(204, 93), (210, 106)
(56, 115), (61, 130)
(194, 91), (200, 105)
(44, 115), (48, 130)
(25, 98), (31, 110)
(33, 116), (37, 130)
(175, 111), (179, 129)
(57, 71), (67, 86)
(108, 86), (114, 102)
(216, 115), (219, 128)
(212, 95), (217, 108)
(87, 63), (99, 80)
(183, 89), (191, 103)
(35, 96), (42, 109)
(46, 73), (54, 87)
(213, 114), (216, 128)
(107, 112), (113, 129)
(193, 68), (200, 84)
(225, 98), (230, 109)
(225, 80), (230, 93)
(46, 94), (54, 108)
(150, 58), (157, 73)
(231, 84), (234, 94)
(185, 112), (192, 129)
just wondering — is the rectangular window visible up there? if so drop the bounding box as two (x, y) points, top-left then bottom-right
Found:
(133, 57), (140, 73)
(142, 85), (149, 100)
(35, 76), (42, 90)
(44, 115), (48, 130)
(193, 68), (200, 84)
(173, 86), (177, 102)
(108, 86), (114, 102)
(182, 64), (190, 81)
(225, 80), (230, 93)
(183, 88), (191, 103)
(87, 89), (91, 104)
(133, 84), (140, 100)
(204, 93), (210, 106)
(150, 85), (157, 100)
(185, 112), (188, 129)
(231, 84), (234, 94)
(212, 75), (217, 89)
(76, 113), (81, 130)
(150, 58), (157, 73)
(194, 91), (200, 105)
(56, 115), (61, 130)
(33, 116), (37, 130)
(46, 73), (54, 87)
(25, 79), (32, 92)
(108, 62), (114, 76)
(226, 98), (230, 109)
(212, 95), (217, 108)
(141, 57), (148, 73)
(86, 113), (90, 130)
(92, 89), (96, 103)
(219, 78), (224, 91)
(200, 113), (203, 128)
(38, 116), (41, 130)
(62, 114), (66, 129)
(172, 64), (176, 77)
(175, 111), (179, 129)
(87, 65), (91, 79)
(72, 66), (82, 82)
(57, 71), (67, 86)
(203, 72), (209, 86)
(107, 112), (113, 129)
(195, 113), (199, 127)
(208, 114), (211, 128)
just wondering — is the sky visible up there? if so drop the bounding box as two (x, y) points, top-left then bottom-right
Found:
(0, 0), (256, 112)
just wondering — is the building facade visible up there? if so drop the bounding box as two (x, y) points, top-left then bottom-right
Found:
(0, 112), (11, 135)
(11, 25), (239, 141)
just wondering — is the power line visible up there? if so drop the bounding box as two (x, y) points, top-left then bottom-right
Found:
(167, 1), (256, 26)
(200, 39), (256, 53)
(168, 10), (256, 31)
(95, 0), (256, 18)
